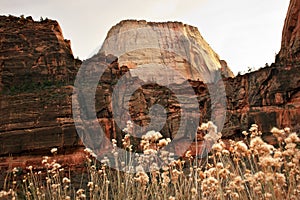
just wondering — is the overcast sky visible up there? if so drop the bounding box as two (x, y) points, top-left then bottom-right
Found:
(1, 0), (290, 75)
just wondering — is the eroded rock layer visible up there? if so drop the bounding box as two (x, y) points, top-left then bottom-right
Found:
(0, 15), (81, 93)
(277, 0), (300, 64)
(101, 20), (234, 82)
(0, 16), (81, 157)
(0, 5), (299, 171)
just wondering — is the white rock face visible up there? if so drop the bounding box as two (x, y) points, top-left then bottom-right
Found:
(100, 20), (234, 83)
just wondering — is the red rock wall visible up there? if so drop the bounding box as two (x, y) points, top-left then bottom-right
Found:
(0, 15), (81, 92)
(0, 15), (82, 156)
(277, 0), (300, 64)
(223, 65), (300, 137)
(0, 6), (299, 162)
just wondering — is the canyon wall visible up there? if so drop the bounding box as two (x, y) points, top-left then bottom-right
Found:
(0, 16), (82, 157)
(101, 20), (234, 82)
(277, 0), (300, 64)
(0, 0), (300, 166)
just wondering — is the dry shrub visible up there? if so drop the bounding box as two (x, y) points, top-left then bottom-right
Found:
(1, 122), (300, 200)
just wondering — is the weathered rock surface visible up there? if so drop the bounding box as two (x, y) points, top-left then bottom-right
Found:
(0, 15), (82, 157)
(223, 65), (300, 137)
(0, 15), (81, 92)
(101, 20), (234, 83)
(0, 2), (299, 173)
(277, 0), (300, 64)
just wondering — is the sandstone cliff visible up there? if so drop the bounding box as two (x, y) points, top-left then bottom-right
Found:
(277, 0), (300, 64)
(224, 65), (300, 138)
(0, 15), (81, 93)
(101, 20), (234, 82)
(0, 2), (299, 172)
(0, 15), (81, 157)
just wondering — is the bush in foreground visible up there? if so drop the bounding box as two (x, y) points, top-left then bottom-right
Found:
(1, 123), (300, 200)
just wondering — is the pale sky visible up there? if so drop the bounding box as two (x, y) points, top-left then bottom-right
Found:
(1, 0), (290, 75)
